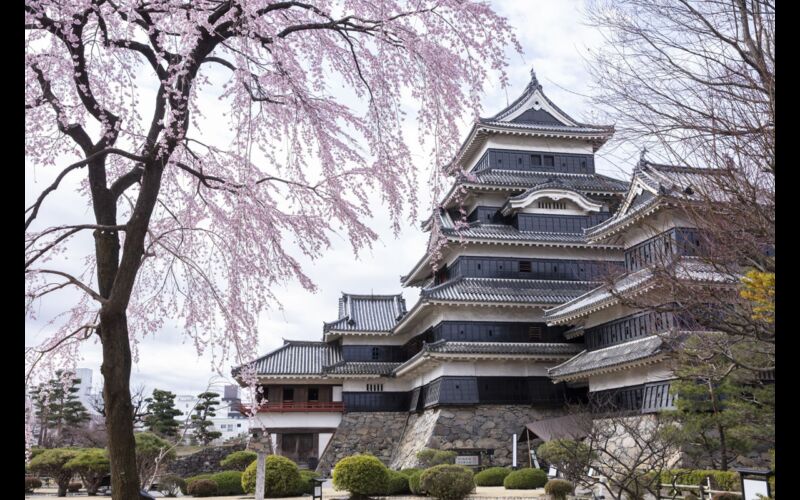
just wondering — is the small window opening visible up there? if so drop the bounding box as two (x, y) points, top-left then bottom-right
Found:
(308, 388), (319, 401)
(529, 326), (542, 341)
(519, 261), (532, 273)
(543, 155), (554, 167)
(371, 347), (380, 360)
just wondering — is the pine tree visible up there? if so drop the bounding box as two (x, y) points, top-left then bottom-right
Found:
(191, 392), (222, 446)
(30, 370), (90, 447)
(143, 389), (182, 438)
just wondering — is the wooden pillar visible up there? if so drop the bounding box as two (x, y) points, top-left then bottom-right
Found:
(255, 451), (266, 500)
(526, 429), (532, 468)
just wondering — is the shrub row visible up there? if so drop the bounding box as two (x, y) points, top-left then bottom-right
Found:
(658, 469), (741, 492)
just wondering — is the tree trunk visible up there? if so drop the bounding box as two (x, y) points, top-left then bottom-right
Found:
(718, 423), (729, 471)
(100, 310), (140, 500)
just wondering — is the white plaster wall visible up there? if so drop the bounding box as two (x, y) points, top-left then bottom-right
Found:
(343, 379), (407, 392)
(589, 361), (673, 392)
(254, 412), (343, 429)
(342, 335), (408, 346)
(581, 303), (639, 329)
(621, 209), (696, 247)
(395, 304), (548, 337)
(332, 386), (343, 402)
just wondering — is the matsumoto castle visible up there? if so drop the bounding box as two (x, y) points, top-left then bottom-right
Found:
(233, 68), (719, 473)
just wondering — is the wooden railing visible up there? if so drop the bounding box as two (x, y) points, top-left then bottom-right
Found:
(237, 401), (345, 413)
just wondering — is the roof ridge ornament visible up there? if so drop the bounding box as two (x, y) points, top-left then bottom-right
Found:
(638, 147), (649, 170)
(529, 65), (541, 89)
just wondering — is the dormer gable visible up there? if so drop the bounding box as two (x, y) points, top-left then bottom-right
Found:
(501, 181), (606, 217)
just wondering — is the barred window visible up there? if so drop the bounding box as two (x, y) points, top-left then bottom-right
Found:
(366, 384), (384, 392)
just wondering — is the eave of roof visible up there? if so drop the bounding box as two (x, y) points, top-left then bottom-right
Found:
(393, 340), (584, 377)
(548, 335), (668, 382)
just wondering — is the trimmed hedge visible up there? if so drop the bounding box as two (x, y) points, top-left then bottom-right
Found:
(711, 494), (740, 500)
(545, 479), (574, 500)
(399, 468), (421, 477)
(211, 470), (244, 496)
(241, 455), (302, 497)
(386, 470), (410, 495)
(658, 469), (741, 492)
(408, 470), (425, 495)
(474, 467), (511, 486)
(25, 477), (42, 493)
(296, 470), (321, 495)
(416, 448), (457, 468)
(188, 479), (218, 497)
(419, 464), (474, 500)
(333, 454), (389, 498)
(503, 468), (547, 490)
(220, 450), (258, 471)
(184, 473), (214, 494)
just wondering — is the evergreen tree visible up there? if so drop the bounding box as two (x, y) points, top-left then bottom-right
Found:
(191, 392), (222, 446)
(30, 370), (90, 447)
(665, 335), (774, 470)
(143, 389), (182, 438)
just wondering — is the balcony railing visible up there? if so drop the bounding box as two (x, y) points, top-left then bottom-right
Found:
(237, 401), (345, 413)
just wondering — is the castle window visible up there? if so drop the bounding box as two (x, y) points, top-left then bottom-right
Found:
(519, 261), (532, 273)
(282, 388), (294, 402)
(371, 347), (380, 360)
(367, 384), (384, 392)
(543, 155), (554, 167)
(531, 155), (542, 166)
(529, 326), (542, 341)
(308, 388), (319, 401)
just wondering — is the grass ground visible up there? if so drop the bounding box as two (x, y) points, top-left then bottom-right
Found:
(27, 485), (547, 498)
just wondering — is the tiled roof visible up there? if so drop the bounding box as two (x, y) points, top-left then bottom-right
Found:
(545, 258), (737, 324)
(323, 293), (407, 332)
(322, 361), (401, 375)
(423, 340), (584, 356)
(239, 341), (343, 376)
(461, 169), (629, 193)
(585, 162), (723, 241)
(548, 335), (665, 380)
(442, 223), (589, 244)
(420, 277), (597, 305)
(478, 120), (613, 135)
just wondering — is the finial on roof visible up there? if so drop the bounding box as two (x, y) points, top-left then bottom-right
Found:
(529, 65), (541, 89)
(638, 147), (649, 169)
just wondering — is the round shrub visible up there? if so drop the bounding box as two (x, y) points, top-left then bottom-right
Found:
(408, 470), (425, 495)
(68, 482), (82, 492)
(211, 470), (244, 496)
(474, 467), (511, 486)
(386, 469), (410, 495)
(416, 448), (458, 468)
(419, 464), (474, 500)
(158, 474), (186, 497)
(296, 470), (321, 495)
(25, 476), (43, 493)
(242, 455), (302, 497)
(544, 479), (574, 500)
(220, 450), (258, 471)
(399, 468), (421, 477)
(188, 479), (218, 497)
(711, 494), (740, 500)
(684, 494), (699, 500)
(333, 454), (389, 498)
(503, 468), (547, 490)
(185, 473), (213, 494)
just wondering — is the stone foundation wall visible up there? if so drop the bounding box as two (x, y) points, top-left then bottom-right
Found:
(390, 408), (441, 469)
(166, 444), (246, 477)
(316, 412), (410, 475)
(425, 405), (566, 467)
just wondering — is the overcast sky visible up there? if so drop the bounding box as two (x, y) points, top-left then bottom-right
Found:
(25, 0), (641, 397)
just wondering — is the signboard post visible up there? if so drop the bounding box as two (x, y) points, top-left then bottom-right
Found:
(512, 434), (518, 469)
(250, 431), (271, 500)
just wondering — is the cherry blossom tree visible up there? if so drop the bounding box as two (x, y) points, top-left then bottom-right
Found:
(25, 1), (518, 498)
